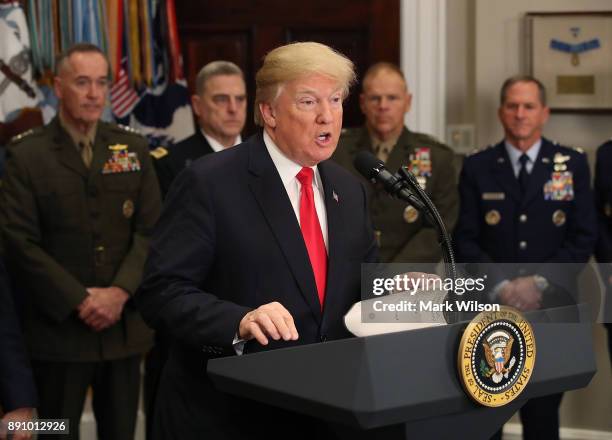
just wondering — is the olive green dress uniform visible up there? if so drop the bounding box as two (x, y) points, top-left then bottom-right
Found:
(333, 126), (459, 263)
(1, 117), (162, 440)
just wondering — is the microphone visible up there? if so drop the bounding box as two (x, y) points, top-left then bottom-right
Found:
(354, 151), (458, 322)
(353, 151), (426, 211)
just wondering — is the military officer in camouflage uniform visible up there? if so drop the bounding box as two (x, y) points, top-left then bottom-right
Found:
(151, 60), (247, 196)
(333, 62), (458, 263)
(1, 43), (161, 440)
(454, 76), (596, 440)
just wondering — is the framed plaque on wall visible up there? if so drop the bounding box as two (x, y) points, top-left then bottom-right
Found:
(526, 12), (612, 112)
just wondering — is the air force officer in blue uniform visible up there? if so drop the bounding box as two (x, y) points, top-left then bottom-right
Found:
(455, 76), (597, 440)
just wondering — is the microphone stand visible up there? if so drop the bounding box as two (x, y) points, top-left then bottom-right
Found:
(396, 166), (458, 324)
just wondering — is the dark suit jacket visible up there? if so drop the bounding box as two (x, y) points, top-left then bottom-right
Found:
(153, 130), (214, 197)
(2, 117), (161, 361)
(0, 260), (37, 412)
(454, 138), (596, 302)
(135, 132), (378, 438)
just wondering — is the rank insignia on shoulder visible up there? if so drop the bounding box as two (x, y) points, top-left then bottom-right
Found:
(150, 146), (168, 159)
(9, 128), (35, 143)
(117, 124), (141, 135)
(103, 149), (141, 174)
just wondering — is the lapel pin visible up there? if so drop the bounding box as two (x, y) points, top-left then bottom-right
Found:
(332, 190), (339, 203)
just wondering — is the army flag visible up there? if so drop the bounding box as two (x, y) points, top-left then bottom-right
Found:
(0, 1), (41, 124)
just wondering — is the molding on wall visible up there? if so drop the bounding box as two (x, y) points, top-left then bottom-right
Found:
(504, 422), (612, 440)
(400, 0), (447, 140)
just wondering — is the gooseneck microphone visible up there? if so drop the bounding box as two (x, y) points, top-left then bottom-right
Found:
(353, 152), (428, 213)
(354, 151), (458, 322)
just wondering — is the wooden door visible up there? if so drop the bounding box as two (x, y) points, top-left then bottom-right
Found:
(175, 0), (400, 134)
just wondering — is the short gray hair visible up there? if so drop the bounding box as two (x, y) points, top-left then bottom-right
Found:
(500, 75), (547, 106)
(195, 61), (244, 95)
(55, 43), (109, 76)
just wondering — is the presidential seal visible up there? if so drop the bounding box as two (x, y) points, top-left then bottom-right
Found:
(457, 306), (536, 407)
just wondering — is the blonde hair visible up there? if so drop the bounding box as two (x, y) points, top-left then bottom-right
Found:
(254, 42), (356, 126)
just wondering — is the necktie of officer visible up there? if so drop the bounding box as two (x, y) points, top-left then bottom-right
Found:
(518, 153), (530, 194)
(296, 167), (327, 308)
(79, 141), (93, 168)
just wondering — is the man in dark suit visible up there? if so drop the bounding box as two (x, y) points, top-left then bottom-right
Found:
(1, 43), (161, 440)
(135, 41), (378, 439)
(594, 140), (612, 363)
(145, 61), (247, 437)
(151, 60), (247, 196)
(333, 62), (458, 263)
(0, 260), (36, 440)
(454, 76), (596, 440)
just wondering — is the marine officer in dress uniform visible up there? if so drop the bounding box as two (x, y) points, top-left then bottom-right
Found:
(151, 60), (247, 196)
(333, 62), (458, 263)
(594, 139), (612, 363)
(1, 43), (161, 440)
(454, 75), (597, 440)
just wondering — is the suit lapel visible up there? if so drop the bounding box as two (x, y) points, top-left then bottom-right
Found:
(522, 139), (554, 207)
(317, 161), (345, 327)
(491, 142), (522, 202)
(247, 135), (322, 324)
(50, 118), (88, 178)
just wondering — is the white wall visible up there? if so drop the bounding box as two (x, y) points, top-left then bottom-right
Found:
(443, 0), (612, 433)
(474, 0), (612, 158)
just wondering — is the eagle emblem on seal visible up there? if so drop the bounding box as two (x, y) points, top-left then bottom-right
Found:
(481, 330), (516, 384)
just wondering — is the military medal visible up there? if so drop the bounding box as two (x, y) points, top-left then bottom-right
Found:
(550, 28), (600, 67)
(103, 144), (142, 174)
(403, 205), (419, 223)
(122, 199), (135, 218)
(543, 171), (574, 201)
(408, 147), (431, 190)
(485, 210), (501, 225)
(552, 209), (566, 226)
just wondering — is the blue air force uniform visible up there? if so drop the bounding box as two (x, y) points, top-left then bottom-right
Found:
(594, 140), (612, 359)
(455, 138), (596, 294)
(454, 137), (597, 440)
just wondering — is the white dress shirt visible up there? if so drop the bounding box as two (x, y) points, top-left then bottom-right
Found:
(231, 130), (329, 355)
(202, 129), (242, 152)
(263, 130), (329, 249)
(504, 139), (542, 177)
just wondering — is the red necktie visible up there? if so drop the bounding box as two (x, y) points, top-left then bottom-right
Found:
(296, 167), (327, 308)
